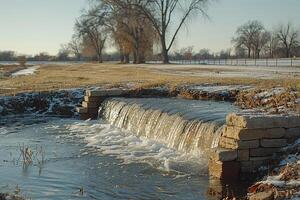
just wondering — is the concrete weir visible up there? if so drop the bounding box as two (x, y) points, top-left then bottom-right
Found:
(77, 88), (300, 180)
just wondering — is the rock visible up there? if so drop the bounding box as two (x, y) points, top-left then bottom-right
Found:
(219, 136), (259, 149)
(76, 107), (88, 114)
(238, 149), (250, 161)
(250, 148), (280, 157)
(211, 147), (237, 162)
(82, 101), (100, 108)
(209, 159), (240, 180)
(226, 113), (300, 129)
(84, 96), (103, 102)
(260, 139), (287, 148)
(52, 105), (74, 117)
(285, 127), (300, 139)
(223, 126), (285, 140)
(249, 190), (274, 200)
(86, 89), (129, 97)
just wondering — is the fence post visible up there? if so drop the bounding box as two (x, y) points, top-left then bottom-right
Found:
(291, 57), (293, 67)
(245, 59), (246, 65)
(276, 58), (278, 67)
(255, 59), (256, 66)
(266, 58), (268, 66)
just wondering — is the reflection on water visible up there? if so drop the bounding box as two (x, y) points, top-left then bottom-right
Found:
(0, 116), (215, 199)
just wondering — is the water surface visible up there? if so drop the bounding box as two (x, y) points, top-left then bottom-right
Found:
(0, 116), (211, 199)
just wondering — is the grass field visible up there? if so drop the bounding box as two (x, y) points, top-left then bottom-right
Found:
(0, 63), (300, 95)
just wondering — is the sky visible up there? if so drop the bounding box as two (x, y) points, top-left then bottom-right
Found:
(0, 0), (299, 55)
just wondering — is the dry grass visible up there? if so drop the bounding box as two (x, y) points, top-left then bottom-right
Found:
(0, 63), (299, 96)
(0, 65), (25, 77)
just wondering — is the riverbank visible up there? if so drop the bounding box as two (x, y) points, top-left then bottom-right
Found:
(0, 63), (299, 96)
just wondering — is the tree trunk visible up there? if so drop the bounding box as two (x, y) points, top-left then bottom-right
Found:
(97, 54), (102, 63)
(247, 48), (251, 58)
(124, 54), (130, 64)
(133, 51), (138, 64)
(120, 49), (125, 63)
(161, 36), (170, 64)
(286, 48), (290, 58)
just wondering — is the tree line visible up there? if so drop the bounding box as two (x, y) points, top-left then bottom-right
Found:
(62, 0), (210, 64)
(232, 20), (300, 59)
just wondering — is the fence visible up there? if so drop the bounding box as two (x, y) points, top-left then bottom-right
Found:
(149, 57), (300, 67)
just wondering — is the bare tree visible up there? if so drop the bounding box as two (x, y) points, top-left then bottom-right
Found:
(68, 35), (83, 61)
(75, 9), (107, 63)
(275, 22), (299, 58)
(252, 30), (270, 58)
(232, 20), (265, 58)
(137, 0), (209, 63)
(264, 32), (279, 58)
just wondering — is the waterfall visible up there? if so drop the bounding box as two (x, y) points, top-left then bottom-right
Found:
(99, 98), (228, 156)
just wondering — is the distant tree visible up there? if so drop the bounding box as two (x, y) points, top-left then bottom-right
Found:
(219, 49), (231, 59)
(252, 30), (270, 58)
(180, 46), (194, 60)
(34, 52), (52, 61)
(0, 51), (16, 61)
(17, 56), (27, 67)
(99, 0), (156, 64)
(197, 49), (211, 59)
(75, 9), (107, 63)
(275, 22), (299, 58)
(137, 0), (209, 63)
(68, 35), (83, 61)
(233, 20), (265, 58)
(57, 44), (70, 61)
(264, 32), (279, 58)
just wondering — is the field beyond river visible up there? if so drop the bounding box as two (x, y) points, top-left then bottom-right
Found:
(0, 62), (300, 95)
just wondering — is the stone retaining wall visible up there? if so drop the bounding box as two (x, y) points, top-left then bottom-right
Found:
(76, 89), (300, 180)
(76, 89), (130, 120)
(209, 113), (300, 180)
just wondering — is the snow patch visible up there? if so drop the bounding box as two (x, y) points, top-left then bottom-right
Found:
(11, 65), (40, 76)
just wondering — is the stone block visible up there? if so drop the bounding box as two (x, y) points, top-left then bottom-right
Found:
(223, 126), (285, 140)
(250, 148), (280, 157)
(76, 107), (88, 114)
(86, 89), (129, 97)
(260, 139), (287, 148)
(249, 156), (273, 162)
(237, 149), (249, 161)
(209, 159), (240, 180)
(219, 136), (259, 149)
(226, 113), (300, 129)
(84, 96), (103, 102)
(285, 127), (300, 139)
(211, 148), (237, 162)
(82, 101), (100, 108)
(80, 113), (93, 120)
(240, 160), (265, 173)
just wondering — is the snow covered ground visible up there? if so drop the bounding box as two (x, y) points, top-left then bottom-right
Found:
(11, 65), (40, 76)
(139, 64), (300, 79)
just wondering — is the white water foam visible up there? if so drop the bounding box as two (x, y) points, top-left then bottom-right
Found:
(0, 127), (8, 135)
(48, 120), (209, 175)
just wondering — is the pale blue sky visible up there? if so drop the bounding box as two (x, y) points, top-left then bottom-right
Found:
(0, 0), (299, 55)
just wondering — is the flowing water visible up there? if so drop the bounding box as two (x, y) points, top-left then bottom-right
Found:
(100, 98), (239, 154)
(0, 98), (240, 199)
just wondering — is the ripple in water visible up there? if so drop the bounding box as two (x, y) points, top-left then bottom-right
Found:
(0, 117), (210, 199)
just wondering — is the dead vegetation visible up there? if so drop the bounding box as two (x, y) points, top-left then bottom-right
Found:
(0, 63), (299, 97)
(248, 163), (300, 200)
(236, 88), (299, 114)
(0, 65), (25, 78)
